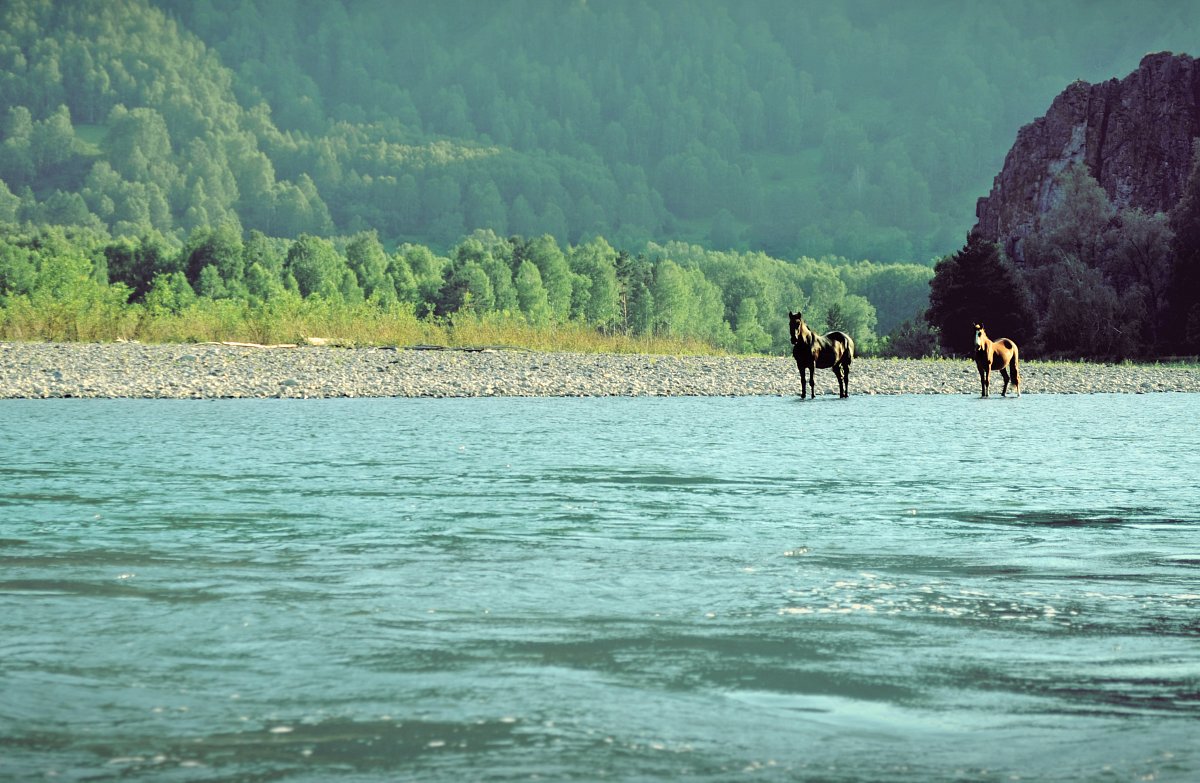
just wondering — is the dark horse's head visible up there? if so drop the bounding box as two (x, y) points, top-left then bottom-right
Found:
(788, 311), (805, 344)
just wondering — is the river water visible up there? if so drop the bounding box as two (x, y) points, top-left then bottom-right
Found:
(2, 395), (1198, 782)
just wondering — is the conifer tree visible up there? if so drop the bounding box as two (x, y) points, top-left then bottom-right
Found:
(926, 234), (1035, 355)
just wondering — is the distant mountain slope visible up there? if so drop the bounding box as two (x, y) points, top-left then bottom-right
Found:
(2, 0), (1199, 263)
(0, 0), (326, 237)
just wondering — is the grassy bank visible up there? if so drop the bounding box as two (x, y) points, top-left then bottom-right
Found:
(0, 296), (724, 356)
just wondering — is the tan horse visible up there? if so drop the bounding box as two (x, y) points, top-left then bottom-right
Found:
(973, 323), (1020, 397)
(789, 311), (854, 398)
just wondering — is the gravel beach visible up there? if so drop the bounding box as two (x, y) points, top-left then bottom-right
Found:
(2, 341), (1199, 399)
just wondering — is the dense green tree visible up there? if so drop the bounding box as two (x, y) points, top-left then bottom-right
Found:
(1031, 164), (1116, 264)
(448, 235), (516, 314)
(345, 230), (395, 302)
(733, 297), (771, 353)
(465, 180), (507, 235)
(837, 260), (933, 335)
(183, 221), (244, 289)
(13, 227), (130, 337)
(144, 270), (197, 313)
(1018, 163), (1145, 354)
(0, 237), (36, 296)
(1108, 209), (1173, 348)
(197, 263), (228, 299)
(0, 178), (19, 223)
(521, 234), (572, 321)
(1168, 141), (1200, 351)
(31, 104), (76, 173)
(568, 237), (621, 329)
(104, 231), (178, 300)
(1038, 258), (1136, 358)
(0, 107), (36, 187)
(339, 267), (364, 304)
(38, 190), (98, 229)
(882, 317), (941, 358)
(927, 234), (1035, 355)
(244, 260), (285, 303)
(650, 259), (692, 338)
(398, 243), (447, 313)
(514, 259), (552, 326)
(242, 230), (285, 279)
(103, 105), (176, 183)
(824, 294), (877, 348)
(442, 259), (494, 314)
(614, 249), (655, 334)
(285, 233), (344, 299)
(437, 240), (497, 315)
(386, 251), (418, 306)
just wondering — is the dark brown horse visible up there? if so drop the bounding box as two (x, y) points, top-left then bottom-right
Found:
(789, 311), (854, 398)
(973, 323), (1021, 397)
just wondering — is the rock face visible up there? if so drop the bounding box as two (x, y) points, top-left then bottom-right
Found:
(973, 51), (1200, 262)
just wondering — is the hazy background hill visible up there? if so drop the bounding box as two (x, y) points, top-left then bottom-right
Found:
(3, 0), (1198, 264)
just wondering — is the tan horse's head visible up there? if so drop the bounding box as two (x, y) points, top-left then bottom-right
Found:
(973, 323), (987, 350)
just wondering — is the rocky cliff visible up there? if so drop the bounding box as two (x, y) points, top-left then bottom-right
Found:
(972, 51), (1200, 262)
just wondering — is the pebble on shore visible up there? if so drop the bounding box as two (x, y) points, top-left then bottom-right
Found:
(1, 341), (1199, 399)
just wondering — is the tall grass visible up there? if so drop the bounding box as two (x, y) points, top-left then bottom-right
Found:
(0, 297), (726, 356)
(130, 298), (439, 346)
(443, 312), (722, 355)
(0, 291), (140, 342)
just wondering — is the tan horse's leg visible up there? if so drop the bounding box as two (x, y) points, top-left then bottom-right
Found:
(979, 366), (989, 397)
(1000, 366), (1010, 397)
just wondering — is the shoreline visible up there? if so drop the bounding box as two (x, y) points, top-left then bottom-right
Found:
(2, 341), (1200, 399)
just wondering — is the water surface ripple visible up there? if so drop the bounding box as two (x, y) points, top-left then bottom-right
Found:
(2, 395), (1199, 781)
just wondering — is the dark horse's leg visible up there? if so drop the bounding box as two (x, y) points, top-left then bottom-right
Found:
(1000, 366), (1010, 397)
(806, 363), (816, 399)
(842, 362), (850, 398)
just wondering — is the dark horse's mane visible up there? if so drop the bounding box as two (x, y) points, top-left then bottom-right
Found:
(789, 311), (854, 398)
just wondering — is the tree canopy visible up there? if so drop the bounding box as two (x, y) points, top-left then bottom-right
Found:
(2, 0), (1198, 263)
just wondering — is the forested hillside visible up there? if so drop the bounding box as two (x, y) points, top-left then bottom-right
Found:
(1, 0), (1196, 355)
(4, 0), (1197, 262)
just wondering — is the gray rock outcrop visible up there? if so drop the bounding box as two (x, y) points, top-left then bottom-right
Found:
(973, 52), (1200, 261)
